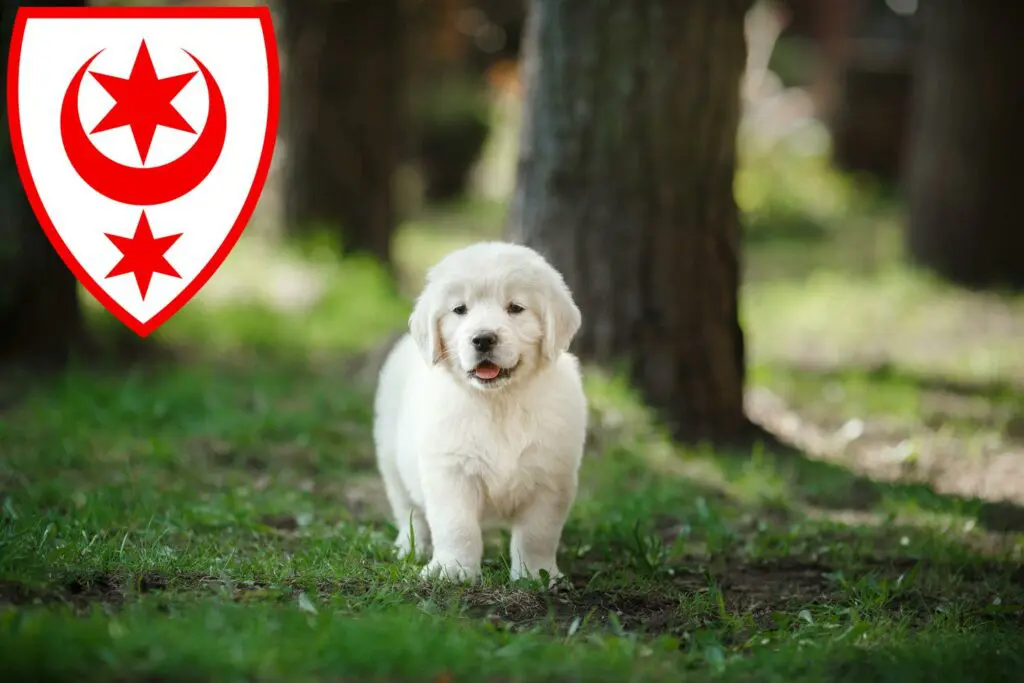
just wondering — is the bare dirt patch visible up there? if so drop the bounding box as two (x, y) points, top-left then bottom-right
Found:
(6, 553), (1021, 635)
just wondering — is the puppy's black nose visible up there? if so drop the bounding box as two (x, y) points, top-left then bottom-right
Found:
(472, 331), (498, 352)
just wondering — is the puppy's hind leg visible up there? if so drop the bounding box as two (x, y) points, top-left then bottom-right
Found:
(380, 463), (431, 560)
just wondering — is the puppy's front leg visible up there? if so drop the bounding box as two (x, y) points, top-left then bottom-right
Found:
(509, 485), (575, 583)
(420, 469), (483, 583)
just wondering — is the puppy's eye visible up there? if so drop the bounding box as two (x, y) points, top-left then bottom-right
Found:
(506, 303), (525, 315)
(453, 304), (468, 315)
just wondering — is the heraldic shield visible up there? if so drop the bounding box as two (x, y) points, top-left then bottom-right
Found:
(7, 5), (280, 336)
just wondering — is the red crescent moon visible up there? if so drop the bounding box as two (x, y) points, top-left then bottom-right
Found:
(60, 49), (227, 206)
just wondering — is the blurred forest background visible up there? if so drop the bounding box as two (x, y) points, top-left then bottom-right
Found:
(5, 0), (1022, 465)
(1, 1), (1024, 680)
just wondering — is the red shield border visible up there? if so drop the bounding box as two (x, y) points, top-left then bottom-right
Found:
(5, 5), (281, 337)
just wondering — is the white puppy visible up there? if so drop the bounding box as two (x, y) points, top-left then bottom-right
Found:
(372, 241), (587, 583)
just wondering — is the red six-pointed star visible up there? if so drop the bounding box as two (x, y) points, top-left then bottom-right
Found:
(89, 40), (198, 164)
(105, 212), (183, 300)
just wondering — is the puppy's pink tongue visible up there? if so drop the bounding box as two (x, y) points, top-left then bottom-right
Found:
(474, 362), (501, 380)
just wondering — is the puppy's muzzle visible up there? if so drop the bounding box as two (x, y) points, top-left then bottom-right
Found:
(468, 329), (516, 384)
(472, 331), (498, 354)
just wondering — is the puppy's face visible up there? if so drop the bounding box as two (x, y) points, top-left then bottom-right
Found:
(409, 243), (581, 393)
(437, 281), (542, 390)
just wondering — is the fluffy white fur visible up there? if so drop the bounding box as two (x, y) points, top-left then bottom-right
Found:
(373, 241), (587, 583)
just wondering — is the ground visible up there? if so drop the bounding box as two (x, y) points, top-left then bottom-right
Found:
(1, 195), (1023, 682)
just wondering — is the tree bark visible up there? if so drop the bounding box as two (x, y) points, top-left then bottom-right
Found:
(0, 0), (86, 370)
(508, 0), (754, 445)
(904, 1), (1024, 289)
(279, 0), (405, 267)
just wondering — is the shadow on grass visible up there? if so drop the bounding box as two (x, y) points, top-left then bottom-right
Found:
(718, 437), (1024, 535)
(0, 312), (179, 411)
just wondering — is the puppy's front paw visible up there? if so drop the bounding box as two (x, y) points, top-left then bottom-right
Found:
(420, 558), (480, 584)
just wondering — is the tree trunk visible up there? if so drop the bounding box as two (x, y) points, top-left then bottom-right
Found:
(279, 0), (405, 267)
(904, 1), (1024, 289)
(0, 0), (86, 370)
(508, 0), (754, 445)
(805, 0), (865, 126)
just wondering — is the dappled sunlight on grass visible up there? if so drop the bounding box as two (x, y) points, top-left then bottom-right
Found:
(745, 266), (1024, 383)
(736, 132), (860, 246)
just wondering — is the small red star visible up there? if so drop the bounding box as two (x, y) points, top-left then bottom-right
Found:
(105, 212), (182, 300)
(89, 40), (198, 164)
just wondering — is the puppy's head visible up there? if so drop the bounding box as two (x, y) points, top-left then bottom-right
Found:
(408, 241), (581, 392)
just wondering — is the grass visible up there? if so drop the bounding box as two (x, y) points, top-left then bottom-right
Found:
(2, 195), (1023, 681)
(3, 354), (1023, 682)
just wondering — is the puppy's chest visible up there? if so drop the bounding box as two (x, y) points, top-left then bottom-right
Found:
(455, 426), (550, 516)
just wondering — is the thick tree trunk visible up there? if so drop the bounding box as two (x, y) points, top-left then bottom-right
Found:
(0, 0), (86, 370)
(508, 0), (754, 444)
(280, 0), (405, 267)
(904, 1), (1024, 289)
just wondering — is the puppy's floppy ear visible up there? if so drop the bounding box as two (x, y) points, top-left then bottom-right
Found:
(409, 285), (443, 365)
(542, 272), (582, 363)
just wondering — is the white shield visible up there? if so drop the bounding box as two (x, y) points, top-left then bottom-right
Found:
(7, 6), (279, 336)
